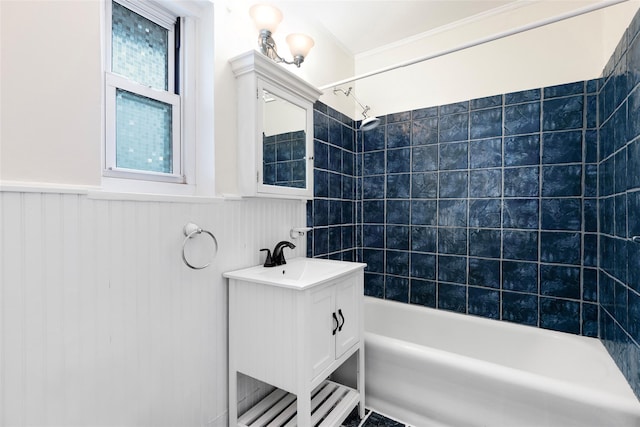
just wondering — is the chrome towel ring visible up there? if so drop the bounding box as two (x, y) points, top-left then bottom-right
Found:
(182, 222), (218, 270)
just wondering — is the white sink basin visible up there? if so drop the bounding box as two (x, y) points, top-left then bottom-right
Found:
(223, 257), (366, 289)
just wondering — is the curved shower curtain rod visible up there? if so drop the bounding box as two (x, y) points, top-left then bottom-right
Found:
(319, 0), (630, 91)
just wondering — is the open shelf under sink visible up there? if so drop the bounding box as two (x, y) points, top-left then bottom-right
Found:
(238, 380), (360, 427)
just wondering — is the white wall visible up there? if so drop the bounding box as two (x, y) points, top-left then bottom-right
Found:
(0, 0), (103, 186)
(352, 0), (640, 117)
(0, 190), (307, 426)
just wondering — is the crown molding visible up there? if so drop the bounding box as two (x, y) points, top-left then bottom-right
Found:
(355, 0), (534, 60)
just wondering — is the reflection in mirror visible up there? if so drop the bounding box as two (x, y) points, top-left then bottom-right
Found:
(262, 89), (307, 188)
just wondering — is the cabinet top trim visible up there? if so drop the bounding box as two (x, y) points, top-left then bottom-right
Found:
(229, 50), (323, 103)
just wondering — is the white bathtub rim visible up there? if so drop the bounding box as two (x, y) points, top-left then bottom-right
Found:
(365, 330), (640, 417)
(366, 296), (595, 344)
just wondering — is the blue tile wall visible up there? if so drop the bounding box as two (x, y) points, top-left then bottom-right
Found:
(353, 77), (599, 339)
(311, 78), (598, 336)
(308, 7), (640, 399)
(307, 103), (357, 262)
(598, 8), (640, 399)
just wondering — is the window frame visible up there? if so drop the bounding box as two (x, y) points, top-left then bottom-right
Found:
(104, 0), (185, 184)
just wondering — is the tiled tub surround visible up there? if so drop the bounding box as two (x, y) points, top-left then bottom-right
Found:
(310, 87), (599, 332)
(598, 10), (640, 398)
(356, 80), (599, 338)
(309, 8), (640, 400)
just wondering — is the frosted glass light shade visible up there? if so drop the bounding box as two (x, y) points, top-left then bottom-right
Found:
(249, 4), (283, 33)
(286, 33), (314, 58)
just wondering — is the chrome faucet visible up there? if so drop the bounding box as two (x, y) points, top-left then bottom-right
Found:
(271, 241), (296, 266)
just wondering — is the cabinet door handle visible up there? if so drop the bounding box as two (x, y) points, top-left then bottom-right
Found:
(332, 312), (339, 335)
(338, 309), (345, 332)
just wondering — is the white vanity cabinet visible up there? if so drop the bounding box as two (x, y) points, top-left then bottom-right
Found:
(225, 259), (366, 427)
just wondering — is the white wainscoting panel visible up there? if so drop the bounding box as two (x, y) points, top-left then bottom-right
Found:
(0, 190), (306, 427)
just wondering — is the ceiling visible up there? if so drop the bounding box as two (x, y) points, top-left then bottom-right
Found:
(280, 0), (521, 56)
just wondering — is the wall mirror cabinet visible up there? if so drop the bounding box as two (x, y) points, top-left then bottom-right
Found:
(230, 50), (322, 200)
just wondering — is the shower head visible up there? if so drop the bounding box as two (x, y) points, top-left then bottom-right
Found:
(360, 116), (380, 131)
(333, 86), (380, 132)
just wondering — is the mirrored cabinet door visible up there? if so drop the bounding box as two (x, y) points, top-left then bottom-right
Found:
(259, 82), (312, 194)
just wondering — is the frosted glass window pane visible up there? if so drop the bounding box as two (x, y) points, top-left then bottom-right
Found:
(112, 1), (168, 90)
(116, 89), (173, 173)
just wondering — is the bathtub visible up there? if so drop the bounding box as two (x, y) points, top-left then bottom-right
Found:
(364, 297), (640, 427)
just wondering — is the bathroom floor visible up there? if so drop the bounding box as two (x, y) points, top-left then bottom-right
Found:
(342, 407), (412, 427)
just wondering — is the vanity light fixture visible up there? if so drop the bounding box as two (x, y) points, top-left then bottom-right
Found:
(249, 3), (314, 68)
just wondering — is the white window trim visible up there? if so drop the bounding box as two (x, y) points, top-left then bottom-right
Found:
(102, 0), (201, 193)
(115, 0), (177, 31)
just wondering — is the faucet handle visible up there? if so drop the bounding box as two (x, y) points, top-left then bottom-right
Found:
(260, 248), (276, 267)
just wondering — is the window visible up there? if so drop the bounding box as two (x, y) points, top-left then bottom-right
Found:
(105, 0), (183, 183)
